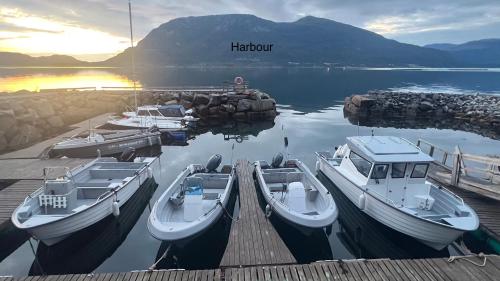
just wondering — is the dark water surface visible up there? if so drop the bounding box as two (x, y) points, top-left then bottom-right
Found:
(1, 67), (500, 276)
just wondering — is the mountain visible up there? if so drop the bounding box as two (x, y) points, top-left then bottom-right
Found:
(425, 39), (500, 67)
(0, 52), (88, 67)
(106, 14), (458, 67)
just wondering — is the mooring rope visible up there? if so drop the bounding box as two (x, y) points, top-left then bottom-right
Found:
(448, 252), (487, 267)
(218, 200), (239, 222)
(149, 244), (172, 271)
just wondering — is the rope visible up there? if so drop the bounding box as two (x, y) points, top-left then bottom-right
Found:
(28, 238), (46, 276)
(448, 252), (487, 267)
(149, 244), (171, 271)
(218, 201), (239, 222)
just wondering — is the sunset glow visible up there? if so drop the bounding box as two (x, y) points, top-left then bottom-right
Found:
(0, 70), (140, 92)
(0, 7), (130, 61)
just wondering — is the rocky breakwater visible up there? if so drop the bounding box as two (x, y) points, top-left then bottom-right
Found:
(0, 91), (129, 153)
(140, 88), (277, 125)
(344, 92), (500, 139)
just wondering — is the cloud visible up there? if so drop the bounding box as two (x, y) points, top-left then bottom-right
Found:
(0, 0), (499, 55)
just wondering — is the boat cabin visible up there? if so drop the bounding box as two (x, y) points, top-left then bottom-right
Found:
(135, 105), (187, 118)
(339, 136), (436, 209)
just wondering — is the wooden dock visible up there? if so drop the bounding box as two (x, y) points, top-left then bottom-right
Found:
(220, 160), (297, 267)
(2, 255), (500, 281)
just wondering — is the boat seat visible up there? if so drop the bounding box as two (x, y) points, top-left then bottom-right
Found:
(288, 182), (307, 213)
(183, 177), (204, 221)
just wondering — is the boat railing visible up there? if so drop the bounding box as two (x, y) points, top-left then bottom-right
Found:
(434, 184), (465, 206)
(417, 138), (500, 200)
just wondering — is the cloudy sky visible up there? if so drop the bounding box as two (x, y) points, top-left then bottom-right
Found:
(1, 0), (499, 61)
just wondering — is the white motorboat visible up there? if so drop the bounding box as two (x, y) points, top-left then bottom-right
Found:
(49, 128), (162, 158)
(254, 153), (338, 233)
(11, 156), (159, 246)
(148, 155), (235, 243)
(316, 136), (479, 250)
(107, 104), (198, 130)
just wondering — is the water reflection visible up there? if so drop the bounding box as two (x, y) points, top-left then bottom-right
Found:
(0, 69), (138, 92)
(29, 178), (157, 275)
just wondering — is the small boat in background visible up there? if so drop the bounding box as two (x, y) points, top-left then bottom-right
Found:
(11, 156), (159, 246)
(254, 153), (338, 234)
(48, 127), (162, 158)
(148, 155), (235, 244)
(106, 104), (198, 130)
(316, 136), (479, 250)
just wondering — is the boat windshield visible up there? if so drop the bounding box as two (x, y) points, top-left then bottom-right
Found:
(411, 163), (429, 178)
(158, 108), (183, 117)
(349, 151), (372, 177)
(391, 163), (407, 178)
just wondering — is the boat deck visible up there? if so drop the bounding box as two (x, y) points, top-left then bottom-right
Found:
(220, 160), (297, 267)
(2, 255), (500, 281)
(428, 165), (500, 242)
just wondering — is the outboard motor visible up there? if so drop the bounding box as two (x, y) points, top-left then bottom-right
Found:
(206, 154), (222, 172)
(271, 152), (284, 168)
(120, 147), (136, 162)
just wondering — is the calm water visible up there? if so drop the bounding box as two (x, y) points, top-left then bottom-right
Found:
(1, 67), (500, 276)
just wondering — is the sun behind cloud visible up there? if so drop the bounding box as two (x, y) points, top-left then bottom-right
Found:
(0, 7), (130, 61)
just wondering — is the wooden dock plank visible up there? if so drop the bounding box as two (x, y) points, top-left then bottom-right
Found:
(220, 160), (296, 267)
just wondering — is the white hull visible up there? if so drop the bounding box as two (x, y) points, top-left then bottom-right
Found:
(255, 160), (338, 231)
(107, 117), (185, 130)
(317, 156), (464, 250)
(148, 166), (235, 242)
(14, 158), (160, 246)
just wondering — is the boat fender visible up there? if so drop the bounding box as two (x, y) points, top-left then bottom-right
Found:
(271, 152), (283, 168)
(148, 136), (152, 146)
(358, 193), (366, 210)
(147, 167), (153, 179)
(265, 204), (272, 218)
(112, 201), (120, 217)
(206, 154), (222, 172)
(315, 161), (320, 172)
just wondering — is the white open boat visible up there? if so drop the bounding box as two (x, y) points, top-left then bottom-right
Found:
(148, 155), (235, 243)
(254, 154), (338, 233)
(49, 128), (162, 158)
(11, 156), (159, 246)
(316, 136), (479, 250)
(107, 105), (198, 130)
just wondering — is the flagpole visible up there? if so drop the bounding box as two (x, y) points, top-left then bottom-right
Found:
(128, 0), (137, 110)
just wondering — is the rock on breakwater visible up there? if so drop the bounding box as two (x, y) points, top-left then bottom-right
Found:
(344, 91), (500, 139)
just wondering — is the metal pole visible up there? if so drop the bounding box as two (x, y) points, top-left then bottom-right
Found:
(128, 0), (137, 110)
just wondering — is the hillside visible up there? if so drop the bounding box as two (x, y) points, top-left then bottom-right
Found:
(425, 39), (500, 67)
(106, 14), (458, 67)
(0, 52), (88, 67)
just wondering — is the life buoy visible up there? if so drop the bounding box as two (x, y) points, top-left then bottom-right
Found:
(234, 76), (244, 85)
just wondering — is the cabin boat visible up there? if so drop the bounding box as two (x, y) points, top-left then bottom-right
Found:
(254, 154), (338, 234)
(316, 136), (479, 250)
(49, 128), (162, 158)
(11, 156), (159, 246)
(148, 155), (235, 244)
(106, 105), (198, 130)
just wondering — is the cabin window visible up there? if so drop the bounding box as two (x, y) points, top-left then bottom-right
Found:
(159, 108), (183, 117)
(149, 110), (162, 116)
(349, 151), (372, 177)
(411, 163), (429, 178)
(391, 163), (407, 178)
(137, 110), (149, 116)
(371, 164), (389, 179)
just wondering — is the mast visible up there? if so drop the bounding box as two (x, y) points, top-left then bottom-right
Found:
(128, 0), (137, 110)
